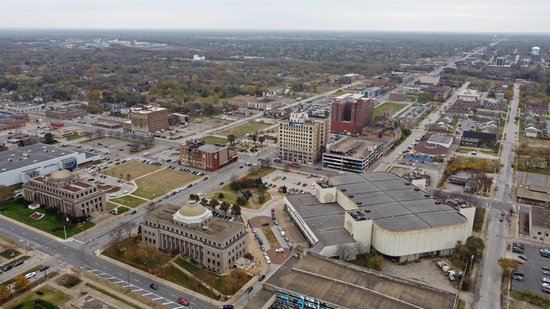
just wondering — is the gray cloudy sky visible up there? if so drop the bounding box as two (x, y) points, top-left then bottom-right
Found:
(1, 0), (548, 32)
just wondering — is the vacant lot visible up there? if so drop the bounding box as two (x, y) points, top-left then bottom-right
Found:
(219, 122), (271, 138)
(201, 135), (228, 145)
(101, 161), (160, 180)
(0, 200), (94, 239)
(374, 101), (407, 119)
(7, 284), (72, 309)
(133, 169), (199, 199)
(110, 195), (148, 207)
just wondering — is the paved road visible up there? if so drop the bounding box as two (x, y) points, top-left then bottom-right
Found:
(474, 82), (520, 309)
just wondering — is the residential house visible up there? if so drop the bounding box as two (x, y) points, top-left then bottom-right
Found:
(525, 126), (541, 138)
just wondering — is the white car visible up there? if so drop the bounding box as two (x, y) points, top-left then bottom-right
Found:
(265, 256), (272, 264)
(25, 272), (36, 279)
(275, 248), (284, 253)
(110, 193), (117, 197)
(123, 190), (129, 194)
(543, 277), (550, 284)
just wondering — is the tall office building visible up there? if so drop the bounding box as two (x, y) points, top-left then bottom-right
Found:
(278, 112), (330, 165)
(127, 105), (169, 133)
(496, 57), (506, 66)
(330, 98), (374, 134)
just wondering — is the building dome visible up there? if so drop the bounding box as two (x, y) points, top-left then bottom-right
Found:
(49, 169), (75, 182)
(173, 201), (212, 224)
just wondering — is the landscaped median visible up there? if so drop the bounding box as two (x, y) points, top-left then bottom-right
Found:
(0, 200), (94, 239)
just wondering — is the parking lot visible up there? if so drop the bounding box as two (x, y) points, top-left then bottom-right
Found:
(511, 242), (550, 298)
(261, 169), (319, 195)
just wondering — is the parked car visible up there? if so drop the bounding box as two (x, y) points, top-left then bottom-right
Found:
(177, 297), (189, 306)
(245, 286), (254, 294)
(150, 283), (159, 290)
(25, 272), (36, 279)
(518, 255), (528, 261)
(258, 274), (266, 281)
(40, 265), (50, 272)
(275, 248), (284, 253)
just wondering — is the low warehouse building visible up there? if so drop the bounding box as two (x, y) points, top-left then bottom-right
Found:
(285, 172), (475, 262)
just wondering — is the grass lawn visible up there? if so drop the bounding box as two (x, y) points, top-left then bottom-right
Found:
(64, 133), (82, 141)
(109, 206), (130, 215)
(163, 265), (217, 298)
(201, 136), (228, 145)
(262, 228), (280, 249)
(100, 161), (160, 180)
(175, 258), (251, 295)
(473, 207), (486, 233)
(209, 167), (275, 209)
(374, 102), (407, 119)
(133, 169), (199, 200)
(517, 157), (550, 175)
(219, 122), (271, 138)
(110, 195), (148, 208)
(7, 284), (72, 309)
(246, 167), (275, 179)
(0, 200), (94, 239)
(0, 248), (21, 259)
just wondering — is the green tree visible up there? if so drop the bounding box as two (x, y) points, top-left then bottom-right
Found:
(258, 136), (265, 148)
(88, 89), (101, 103)
(189, 194), (200, 202)
(209, 198), (219, 209)
(0, 185), (15, 203)
(220, 201), (230, 214)
(217, 192), (225, 199)
(236, 195), (247, 206)
(231, 204), (241, 216)
(257, 193), (267, 204)
(43, 132), (55, 144)
(200, 198), (208, 206)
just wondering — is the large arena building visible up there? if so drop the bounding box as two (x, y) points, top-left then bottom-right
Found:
(284, 172), (475, 262)
(0, 144), (101, 186)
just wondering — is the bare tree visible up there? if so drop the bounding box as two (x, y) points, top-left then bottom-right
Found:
(336, 245), (355, 261)
(108, 224), (124, 256)
(121, 221), (135, 238)
(355, 242), (368, 255)
(95, 128), (105, 138)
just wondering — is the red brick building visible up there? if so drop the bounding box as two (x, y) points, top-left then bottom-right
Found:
(330, 98), (374, 134)
(129, 106), (169, 133)
(45, 108), (87, 120)
(180, 139), (236, 171)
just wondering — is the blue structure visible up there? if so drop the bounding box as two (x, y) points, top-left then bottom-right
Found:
(404, 154), (433, 163)
(363, 87), (382, 98)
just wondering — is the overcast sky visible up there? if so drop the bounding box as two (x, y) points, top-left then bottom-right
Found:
(1, 0), (548, 33)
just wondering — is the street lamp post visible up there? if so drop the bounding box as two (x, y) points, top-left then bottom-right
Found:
(127, 271), (131, 292)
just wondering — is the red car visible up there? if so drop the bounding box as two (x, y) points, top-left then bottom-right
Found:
(178, 298), (190, 306)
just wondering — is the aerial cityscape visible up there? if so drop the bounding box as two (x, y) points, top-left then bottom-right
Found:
(0, 1), (549, 309)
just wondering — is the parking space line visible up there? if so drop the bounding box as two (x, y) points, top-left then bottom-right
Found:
(152, 297), (163, 301)
(131, 288), (143, 292)
(162, 301), (174, 305)
(141, 292), (152, 296)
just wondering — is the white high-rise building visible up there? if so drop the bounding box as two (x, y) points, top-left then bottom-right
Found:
(532, 47), (541, 56)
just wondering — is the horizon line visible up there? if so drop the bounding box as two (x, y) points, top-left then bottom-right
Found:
(0, 27), (549, 35)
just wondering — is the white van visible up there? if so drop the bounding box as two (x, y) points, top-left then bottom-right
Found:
(280, 231), (286, 237)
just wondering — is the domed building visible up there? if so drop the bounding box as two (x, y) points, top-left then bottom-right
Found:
(141, 201), (247, 273)
(22, 169), (106, 219)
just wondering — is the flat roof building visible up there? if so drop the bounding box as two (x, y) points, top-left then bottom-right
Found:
(45, 108), (87, 120)
(322, 137), (390, 173)
(330, 98), (374, 134)
(141, 201), (247, 273)
(180, 139), (236, 171)
(0, 144), (101, 186)
(516, 185), (550, 208)
(128, 105), (169, 133)
(264, 254), (455, 309)
(278, 112), (330, 165)
(284, 172), (474, 262)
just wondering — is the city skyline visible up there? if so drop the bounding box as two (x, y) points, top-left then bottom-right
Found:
(1, 0), (549, 33)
